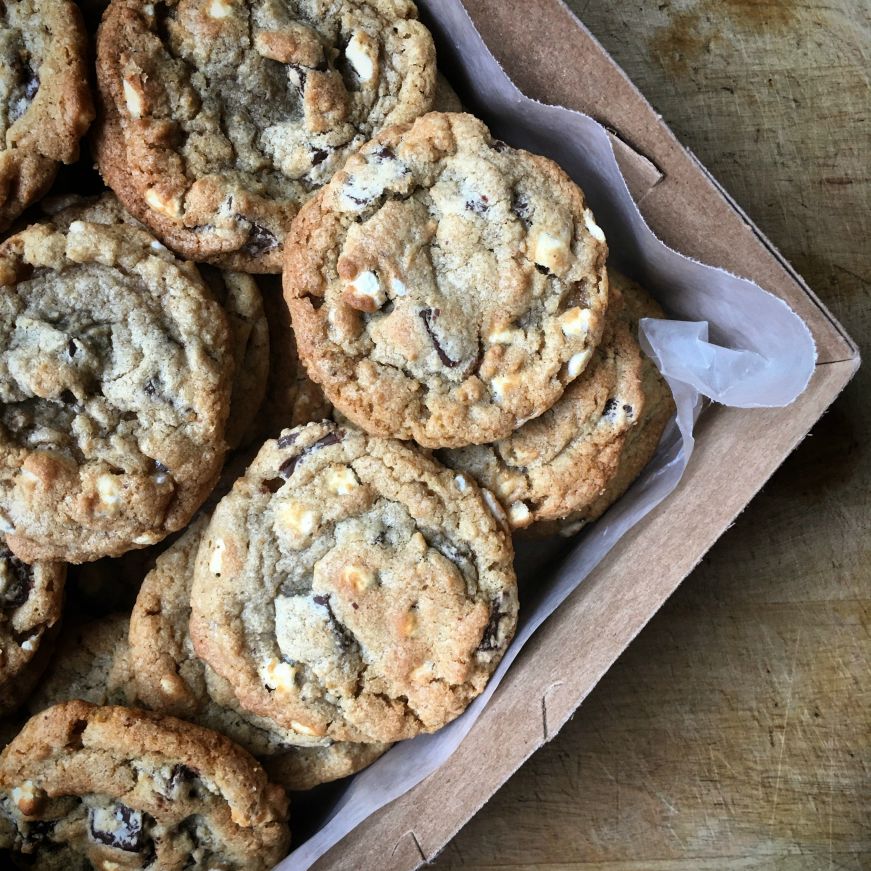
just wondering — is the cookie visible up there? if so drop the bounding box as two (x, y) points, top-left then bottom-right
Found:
(433, 73), (463, 113)
(254, 277), (333, 440)
(0, 1), (94, 231)
(28, 614), (134, 714)
(284, 112), (609, 448)
(0, 700), (290, 869)
(130, 516), (389, 789)
(48, 194), (271, 451)
(0, 541), (65, 715)
(190, 420), (518, 744)
(440, 271), (674, 533)
(95, 0), (437, 272)
(0, 209), (233, 563)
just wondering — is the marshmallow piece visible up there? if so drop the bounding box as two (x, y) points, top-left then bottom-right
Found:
(208, 0), (234, 18)
(343, 270), (386, 312)
(453, 474), (471, 494)
(144, 188), (183, 219)
(209, 538), (226, 575)
(491, 374), (519, 403)
(508, 501), (532, 527)
(278, 500), (319, 536)
(96, 474), (122, 510)
(263, 659), (297, 693)
(390, 277), (408, 297)
(488, 327), (518, 344)
(341, 564), (376, 593)
(327, 466), (360, 495)
(122, 78), (144, 118)
(533, 228), (572, 274)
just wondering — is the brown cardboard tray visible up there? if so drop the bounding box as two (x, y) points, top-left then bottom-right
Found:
(311, 1), (860, 867)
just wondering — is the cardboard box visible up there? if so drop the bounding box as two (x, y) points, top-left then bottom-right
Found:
(311, 2), (860, 867)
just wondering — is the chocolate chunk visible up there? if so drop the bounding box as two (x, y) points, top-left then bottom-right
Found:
(511, 194), (532, 227)
(289, 63), (308, 92)
(152, 460), (169, 474)
(623, 404), (634, 416)
(374, 145), (395, 161)
(67, 340), (77, 357)
(315, 594), (355, 651)
(535, 264), (551, 276)
(88, 804), (152, 853)
(313, 594), (329, 606)
(144, 379), (159, 397)
(311, 148), (329, 166)
(346, 194), (369, 206)
(169, 764), (199, 794)
(59, 390), (77, 405)
(478, 601), (504, 652)
(492, 139), (509, 152)
(244, 225), (279, 256)
(277, 432), (299, 450)
(0, 546), (33, 610)
(419, 308), (460, 368)
(465, 197), (489, 215)
(262, 477), (284, 494)
(423, 531), (478, 587)
(278, 432), (342, 479)
(603, 398), (619, 417)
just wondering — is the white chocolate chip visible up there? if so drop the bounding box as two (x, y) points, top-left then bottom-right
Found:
(560, 306), (592, 337)
(344, 270), (386, 311)
(584, 208), (606, 243)
(264, 659), (297, 693)
(209, 538), (226, 575)
(150, 240), (168, 253)
(144, 187), (183, 219)
(290, 720), (321, 737)
(491, 374), (519, 403)
(567, 349), (593, 379)
(122, 78), (144, 119)
(488, 327), (517, 344)
(96, 474), (122, 509)
(453, 474), (470, 493)
(20, 637), (37, 653)
(508, 501), (532, 527)
(341, 565), (376, 593)
(481, 489), (510, 532)
(533, 228), (572, 274)
(134, 532), (161, 546)
(327, 466), (359, 496)
(11, 781), (39, 813)
(278, 501), (319, 536)
(18, 467), (39, 487)
(0, 511), (13, 534)
(390, 277), (408, 297)
(344, 32), (377, 82)
(208, 0), (233, 18)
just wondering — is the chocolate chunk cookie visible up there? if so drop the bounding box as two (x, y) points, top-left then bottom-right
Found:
(0, 1), (94, 231)
(130, 516), (389, 790)
(0, 541), (65, 715)
(0, 210), (233, 564)
(95, 0), (437, 272)
(441, 271), (675, 533)
(28, 614), (134, 714)
(285, 112), (609, 447)
(190, 420), (518, 743)
(0, 700), (290, 869)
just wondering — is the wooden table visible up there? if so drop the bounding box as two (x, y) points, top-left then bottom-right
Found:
(434, 2), (870, 868)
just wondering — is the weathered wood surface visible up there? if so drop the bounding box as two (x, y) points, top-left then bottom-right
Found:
(435, 1), (870, 868)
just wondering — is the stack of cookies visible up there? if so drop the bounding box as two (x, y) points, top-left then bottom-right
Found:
(0, 2), (674, 868)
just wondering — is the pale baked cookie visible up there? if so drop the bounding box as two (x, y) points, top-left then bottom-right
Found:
(0, 542), (65, 715)
(254, 277), (333, 441)
(95, 0), (437, 272)
(130, 517), (389, 789)
(441, 271), (674, 533)
(285, 112), (609, 447)
(0, 1), (94, 231)
(48, 194), (271, 451)
(0, 212), (233, 564)
(433, 73), (463, 112)
(0, 700), (290, 869)
(190, 420), (518, 743)
(27, 614), (134, 714)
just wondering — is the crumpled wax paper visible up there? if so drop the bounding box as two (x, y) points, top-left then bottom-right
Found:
(278, 2), (817, 867)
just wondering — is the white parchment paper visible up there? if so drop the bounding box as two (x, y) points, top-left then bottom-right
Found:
(279, 2), (817, 867)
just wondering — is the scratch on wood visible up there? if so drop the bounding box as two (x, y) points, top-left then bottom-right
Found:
(769, 630), (802, 824)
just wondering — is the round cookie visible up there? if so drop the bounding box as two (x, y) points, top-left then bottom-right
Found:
(130, 517), (389, 790)
(48, 194), (271, 451)
(0, 1), (94, 231)
(0, 211), (233, 564)
(440, 271), (675, 533)
(28, 614), (134, 714)
(284, 112), (609, 447)
(190, 420), (518, 744)
(0, 541), (65, 715)
(0, 700), (290, 869)
(95, 0), (437, 272)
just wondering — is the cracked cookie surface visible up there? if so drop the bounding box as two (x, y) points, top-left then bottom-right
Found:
(441, 271), (674, 533)
(285, 112), (609, 447)
(0, 541), (65, 715)
(190, 420), (518, 743)
(0, 0), (94, 231)
(0, 210), (233, 564)
(95, 0), (437, 272)
(131, 517), (389, 790)
(0, 700), (290, 869)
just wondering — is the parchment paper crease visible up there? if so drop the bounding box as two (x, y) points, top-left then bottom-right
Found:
(278, 2), (816, 867)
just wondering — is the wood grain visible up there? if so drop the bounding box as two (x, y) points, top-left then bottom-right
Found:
(434, 1), (870, 868)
